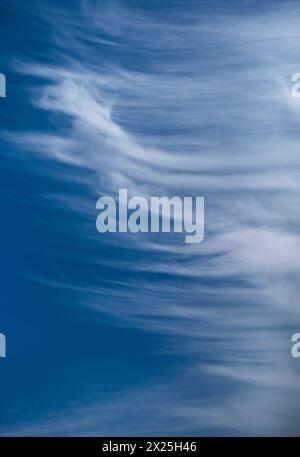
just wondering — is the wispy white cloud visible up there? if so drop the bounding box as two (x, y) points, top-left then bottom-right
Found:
(3, 0), (300, 436)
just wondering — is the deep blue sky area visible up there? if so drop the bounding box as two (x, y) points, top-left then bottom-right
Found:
(0, 0), (204, 434)
(0, 0), (299, 437)
(0, 0), (181, 430)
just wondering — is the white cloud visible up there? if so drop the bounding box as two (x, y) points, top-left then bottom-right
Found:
(4, 0), (300, 436)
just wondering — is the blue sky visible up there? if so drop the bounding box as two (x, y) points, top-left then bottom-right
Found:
(1, 0), (300, 436)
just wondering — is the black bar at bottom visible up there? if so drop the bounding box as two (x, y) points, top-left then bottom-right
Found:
(0, 437), (298, 455)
